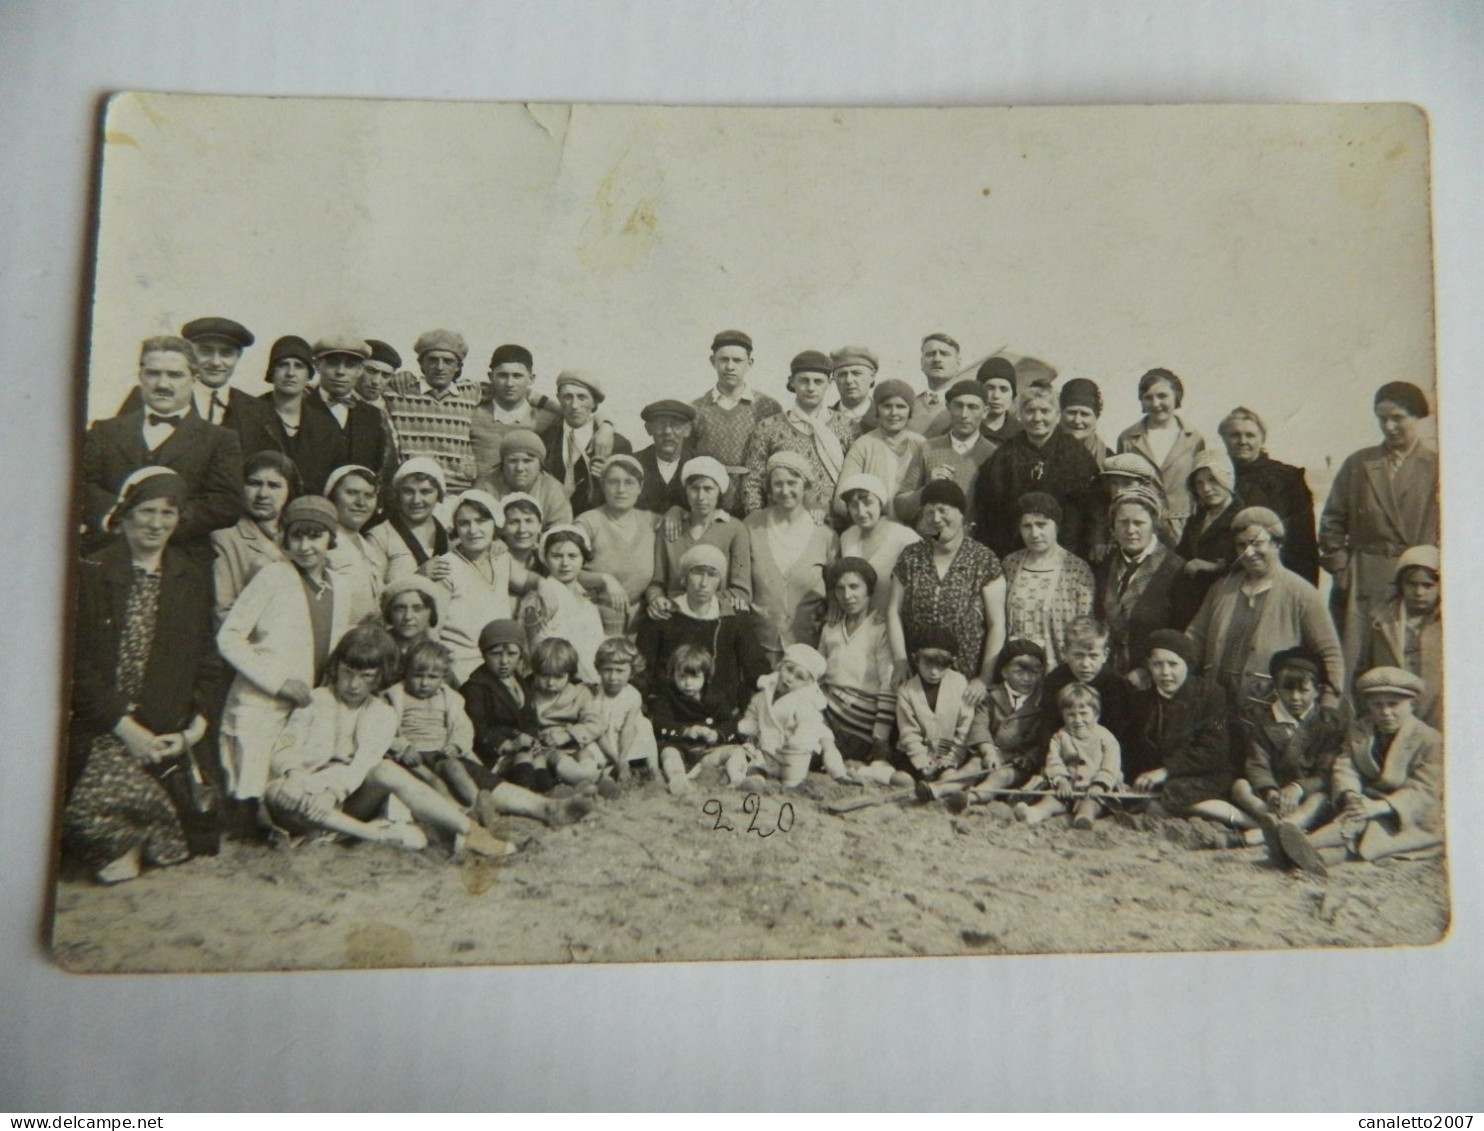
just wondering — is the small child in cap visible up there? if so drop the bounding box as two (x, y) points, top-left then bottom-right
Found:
(896, 628), (981, 785)
(718, 644), (852, 788)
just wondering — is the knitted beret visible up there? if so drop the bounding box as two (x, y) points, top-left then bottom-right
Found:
(1145, 629), (1197, 668)
(414, 329), (468, 360)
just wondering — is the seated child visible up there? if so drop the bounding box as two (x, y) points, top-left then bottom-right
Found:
(262, 625), (515, 857)
(384, 640), (480, 805)
(648, 645), (741, 795)
(1230, 645), (1347, 851)
(1037, 616), (1140, 755)
(521, 525), (606, 686)
(592, 636), (659, 782)
(1127, 629), (1253, 844)
(1015, 683), (1121, 829)
(525, 636), (613, 791)
(933, 638), (1048, 806)
(720, 644), (852, 789)
(896, 629), (983, 785)
(453, 619), (595, 827)
(1278, 666), (1443, 876)
(636, 542), (768, 711)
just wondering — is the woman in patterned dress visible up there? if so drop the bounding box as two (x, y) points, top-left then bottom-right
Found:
(1000, 491), (1095, 669)
(64, 468), (217, 884)
(887, 478), (1007, 706)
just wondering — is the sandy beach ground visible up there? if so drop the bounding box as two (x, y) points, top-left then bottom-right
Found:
(50, 774), (1449, 974)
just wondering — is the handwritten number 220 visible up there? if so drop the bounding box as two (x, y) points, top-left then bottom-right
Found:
(703, 794), (794, 837)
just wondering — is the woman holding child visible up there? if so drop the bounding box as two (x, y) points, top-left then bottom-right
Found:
(64, 469), (217, 884)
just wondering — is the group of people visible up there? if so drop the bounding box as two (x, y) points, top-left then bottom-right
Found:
(64, 318), (1445, 887)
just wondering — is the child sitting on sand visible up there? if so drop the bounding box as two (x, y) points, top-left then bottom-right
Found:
(592, 636), (658, 782)
(1275, 666), (1444, 877)
(896, 630), (983, 784)
(928, 638), (1048, 806)
(262, 625), (515, 857)
(385, 640), (480, 805)
(1127, 629), (1255, 844)
(648, 645), (740, 795)
(461, 619), (548, 793)
(524, 637), (614, 792)
(1015, 683), (1121, 829)
(724, 644), (852, 789)
(1230, 646), (1347, 852)
(1037, 617), (1139, 755)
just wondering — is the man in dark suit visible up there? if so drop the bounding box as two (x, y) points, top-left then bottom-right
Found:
(305, 335), (396, 488)
(83, 335), (243, 555)
(633, 399), (696, 516)
(538, 370), (632, 516)
(117, 316), (278, 461)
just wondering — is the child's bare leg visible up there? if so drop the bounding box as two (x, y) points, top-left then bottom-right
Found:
(820, 743), (852, 782)
(1229, 779), (1271, 822)
(477, 780), (592, 828)
(1293, 792), (1329, 830)
(1357, 819), (1443, 862)
(961, 764), (1018, 804)
(1014, 796), (1066, 825)
(724, 747), (754, 787)
(660, 746), (692, 795)
(553, 752), (601, 785)
(436, 758), (481, 808)
(363, 762), (515, 857)
(1072, 797), (1104, 830)
(1190, 798), (1257, 829)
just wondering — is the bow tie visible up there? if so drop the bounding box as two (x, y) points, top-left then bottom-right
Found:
(329, 395), (357, 407)
(148, 413), (183, 428)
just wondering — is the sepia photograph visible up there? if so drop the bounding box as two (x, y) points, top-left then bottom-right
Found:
(47, 92), (1450, 974)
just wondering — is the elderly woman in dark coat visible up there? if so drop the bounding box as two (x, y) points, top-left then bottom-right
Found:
(1095, 488), (1186, 676)
(64, 468), (219, 884)
(1218, 407), (1319, 584)
(973, 384), (1100, 559)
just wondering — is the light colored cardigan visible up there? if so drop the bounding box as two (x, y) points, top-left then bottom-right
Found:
(896, 669), (976, 771)
(1185, 566), (1345, 694)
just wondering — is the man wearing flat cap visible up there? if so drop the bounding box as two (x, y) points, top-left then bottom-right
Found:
(382, 328), (481, 492)
(908, 332), (963, 435)
(357, 339), (401, 414)
(830, 346), (879, 433)
(634, 399), (699, 515)
(467, 343), (616, 485)
(690, 329), (783, 516)
(538, 370), (634, 515)
(306, 335), (396, 487)
(924, 356), (1023, 449)
(896, 378), (997, 525)
(117, 315), (277, 461)
(84, 335), (244, 557)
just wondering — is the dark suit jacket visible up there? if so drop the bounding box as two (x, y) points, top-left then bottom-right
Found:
(305, 391), (394, 488)
(634, 442), (695, 515)
(81, 411), (243, 551)
(538, 421), (634, 516)
(256, 391), (350, 495)
(119, 385), (278, 466)
(69, 543), (220, 783)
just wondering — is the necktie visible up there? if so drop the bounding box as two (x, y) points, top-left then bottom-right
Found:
(1116, 555), (1140, 597)
(148, 413), (183, 428)
(209, 391), (226, 424)
(564, 432), (580, 493)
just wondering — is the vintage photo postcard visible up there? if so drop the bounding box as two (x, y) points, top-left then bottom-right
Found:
(51, 94), (1445, 973)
